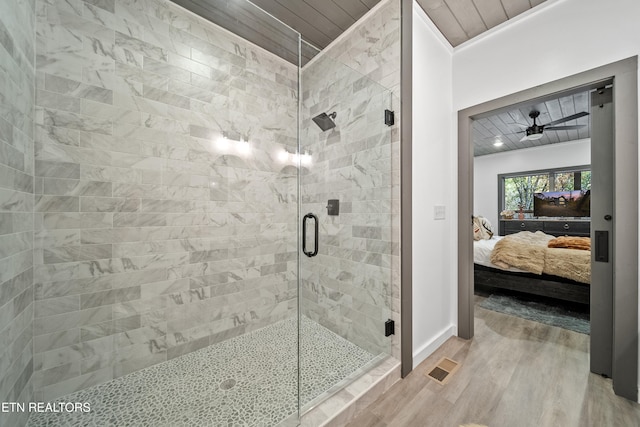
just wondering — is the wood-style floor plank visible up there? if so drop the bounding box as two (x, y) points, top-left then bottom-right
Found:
(347, 300), (640, 427)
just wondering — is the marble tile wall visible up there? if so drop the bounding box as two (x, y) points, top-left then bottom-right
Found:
(32, 0), (298, 400)
(300, 0), (401, 358)
(0, 0), (37, 426)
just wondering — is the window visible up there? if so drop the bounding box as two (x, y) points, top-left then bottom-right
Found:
(503, 174), (549, 211)
(499, 166), (591, 213)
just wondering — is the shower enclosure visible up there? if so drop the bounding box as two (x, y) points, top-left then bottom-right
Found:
(298, 40), (394, 414)
(0, 0), (397, 425)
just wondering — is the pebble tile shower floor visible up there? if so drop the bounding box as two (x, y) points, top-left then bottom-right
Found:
(27, 317), (376, 426)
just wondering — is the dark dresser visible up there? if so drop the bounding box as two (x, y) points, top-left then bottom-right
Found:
(499, 219), (590, 237)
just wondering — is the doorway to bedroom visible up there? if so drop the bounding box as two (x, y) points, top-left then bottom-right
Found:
(471, 87), (594, 336)
(457, 58), (638, 401)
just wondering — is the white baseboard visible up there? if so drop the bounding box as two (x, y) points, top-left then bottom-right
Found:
(412, 325), (457, 369)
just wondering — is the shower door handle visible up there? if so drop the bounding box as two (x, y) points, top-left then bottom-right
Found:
(302, 213), (318, 257)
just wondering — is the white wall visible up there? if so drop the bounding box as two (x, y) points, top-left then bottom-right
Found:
(412, 3), (455, 367)
(453, 0), (640, 110)
(452, 0), (640, 397)
(474, 139), (591, 229)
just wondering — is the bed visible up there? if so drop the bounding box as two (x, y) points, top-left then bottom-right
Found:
(474, 232), (590, 304)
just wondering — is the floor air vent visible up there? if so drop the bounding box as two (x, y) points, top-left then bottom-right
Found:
(426, 357), (460, 385)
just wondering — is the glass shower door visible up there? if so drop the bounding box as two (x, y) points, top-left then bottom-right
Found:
(298, 44), (394, 412)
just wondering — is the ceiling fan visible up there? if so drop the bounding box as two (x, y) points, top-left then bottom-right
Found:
(516, 110), (589, 142)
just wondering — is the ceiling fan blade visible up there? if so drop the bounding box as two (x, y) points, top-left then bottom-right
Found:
(545, 125), (586, 131)
(544, 111), (589, 127)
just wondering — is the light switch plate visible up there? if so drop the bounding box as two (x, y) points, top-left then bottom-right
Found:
(434, 205), (446, 220)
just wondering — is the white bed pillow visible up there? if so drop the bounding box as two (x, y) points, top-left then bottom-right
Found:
(473, 216), (494, 240)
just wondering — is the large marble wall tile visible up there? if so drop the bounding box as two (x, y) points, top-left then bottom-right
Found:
(300, 0), (400, 359)
(32, 0), (298, 400)
(0, 0), (36, 424)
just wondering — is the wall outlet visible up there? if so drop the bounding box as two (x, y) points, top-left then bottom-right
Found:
(434, 205), (446, 220)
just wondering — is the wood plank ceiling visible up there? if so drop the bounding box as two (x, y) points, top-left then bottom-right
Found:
(171, 1), (549, 63)
(170, 0), (384, 65)
(473, 91), (591, 157)
(250, 0), (380, 49)
(416, 0), (547, 46)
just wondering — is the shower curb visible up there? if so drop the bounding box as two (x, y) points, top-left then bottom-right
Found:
(299, 356), (401, 427)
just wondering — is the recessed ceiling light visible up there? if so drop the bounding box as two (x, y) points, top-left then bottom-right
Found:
(493, 140), (504, 147)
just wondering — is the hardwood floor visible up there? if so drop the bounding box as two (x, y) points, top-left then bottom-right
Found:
(346, 299), (640, 427)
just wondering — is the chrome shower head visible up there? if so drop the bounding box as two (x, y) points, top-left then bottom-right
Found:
(312, 112), (337, 131)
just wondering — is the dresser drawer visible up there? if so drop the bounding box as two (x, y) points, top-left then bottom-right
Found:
(503, 220), (543, 234)
(543, 221), (590, 236)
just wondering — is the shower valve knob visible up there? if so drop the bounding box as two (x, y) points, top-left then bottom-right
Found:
(326, 199), (339, 216)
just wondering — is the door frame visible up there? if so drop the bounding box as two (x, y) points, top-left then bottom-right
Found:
(456, 57), (638, 400)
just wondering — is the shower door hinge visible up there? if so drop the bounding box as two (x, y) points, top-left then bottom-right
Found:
(385, 319), (395, 337)
(384, 109), (394, 126)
